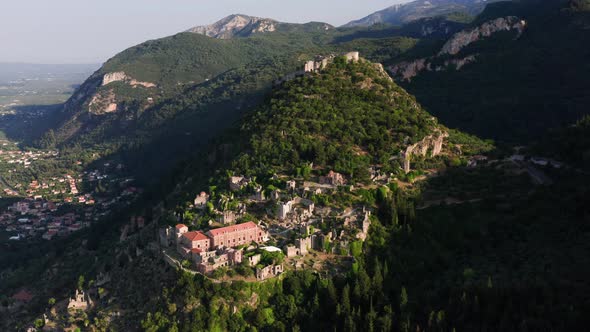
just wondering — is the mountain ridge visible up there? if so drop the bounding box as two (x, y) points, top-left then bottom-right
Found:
(187, 14), (334, 39)
(343, 0), (503, 27)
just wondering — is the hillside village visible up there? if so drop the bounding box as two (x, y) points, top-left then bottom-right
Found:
(153, 50), (571, 283)
(160, 168), (374, 281)
(0, 140), (143, 241)
(155, 52), (385, 281)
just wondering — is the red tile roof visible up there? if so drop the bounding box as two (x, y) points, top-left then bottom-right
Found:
(183, 231), (209, 241)
(190, 248), (202, 253)
(175, 224), (188, 230)
(208, 221), (258, 237)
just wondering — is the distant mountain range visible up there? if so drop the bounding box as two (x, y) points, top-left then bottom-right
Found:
(343, 0), (503, 27)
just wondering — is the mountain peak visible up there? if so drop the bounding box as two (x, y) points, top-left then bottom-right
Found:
(187, 14), (279, 39)
(343, 0), (502, 27)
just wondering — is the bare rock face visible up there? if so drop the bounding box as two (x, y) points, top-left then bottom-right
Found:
(373, 63), (394, 82)
(389, 17), (526, 81)
(439, 16), (526, 55)
(444, 55), (477, 70)
(102, 71), (156, 88)
(402, 129), (449, 173)
(390, 59), (430, 81)
(187, 14), (278, 39)
(102, 72), (128, 86)
(82, 72), (157, 115)
(343, 0), (504, 28)
(89, 89), (117, 115)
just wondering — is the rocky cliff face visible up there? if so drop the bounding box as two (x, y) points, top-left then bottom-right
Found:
(390, 59), (429, 82)
(389, 16), (526, 81)
(70, 72), (157, 115)
(439, 16), (526, 55)
(102, 71), (156, 88)
(402, 129), (449, 173)
(187, 14), (278, 39)
(89, 89), (118, 115)
(390, 55), (477, 81)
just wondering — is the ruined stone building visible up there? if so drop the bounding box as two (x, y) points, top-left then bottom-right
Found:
(256, 264), (283, 280)
(193, 191), (210, 208)
(320, 171), (346, 186)
(304, 52), (360, 73)
(159, 226), (174, 247)
(248, 253), (262, 267)
(278, 201), (293, 220)
(196, 248), (245, 274)
(217, 210), (236, 224)
(229, 176), (250, 191)
(401, 130), (448, 173)
(251, 186), (265, 201)
(68, 290), (93, 311)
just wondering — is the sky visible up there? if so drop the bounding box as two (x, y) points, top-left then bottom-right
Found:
(0, 0), (408, 64)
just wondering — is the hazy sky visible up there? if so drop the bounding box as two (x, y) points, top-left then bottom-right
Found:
(0, 0), (408, 64)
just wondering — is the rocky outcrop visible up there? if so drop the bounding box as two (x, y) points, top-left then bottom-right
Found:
(89, 89), (117, 115)
(390, 55), (477, 81)
(444, 55), (476, 70)
(102, 71), (156, 88)
(402, 130), (448, 173)
(373, 63), (394, 82)
(439, 16), (526, 56)
(390, 59), (429, 81)
(389, 17), (526, 81)
(102, 72), (127, 86)
(187, 14), (278, 39)
(187, 14), (333, 39)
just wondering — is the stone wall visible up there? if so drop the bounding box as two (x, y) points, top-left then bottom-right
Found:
(402, 130), (449, 173)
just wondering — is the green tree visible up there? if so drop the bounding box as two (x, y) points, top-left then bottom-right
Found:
(400, 287), (408, 310)
(77, 275), (85, 290)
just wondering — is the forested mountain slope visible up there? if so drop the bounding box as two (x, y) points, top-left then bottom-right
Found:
(36, 17), (460, 183)
(388, 0), (590, 141)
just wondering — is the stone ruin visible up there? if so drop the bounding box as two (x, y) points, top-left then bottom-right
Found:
(256, 264), (283, 280)
(274, 52), (360, 85)
(304, 52), (360, 73)
(67, 289), (93, 311)
(401, 129), (449, 173)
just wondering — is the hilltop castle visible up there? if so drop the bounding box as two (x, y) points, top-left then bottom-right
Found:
(304, 51), (360, 73)
(275, 51), (361, 85)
